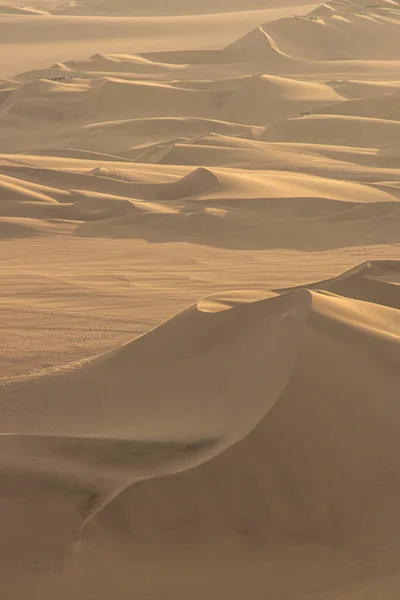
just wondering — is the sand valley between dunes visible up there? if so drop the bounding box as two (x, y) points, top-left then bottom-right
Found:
(1, 0), (400, 598)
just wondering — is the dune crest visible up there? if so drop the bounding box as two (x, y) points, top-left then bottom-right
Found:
(1, 263), (400, 595)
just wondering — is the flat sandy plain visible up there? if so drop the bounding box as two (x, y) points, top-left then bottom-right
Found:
(1, 0), (400, 598)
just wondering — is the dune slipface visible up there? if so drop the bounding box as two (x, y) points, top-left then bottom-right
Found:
(1, 262), (400, 598)
(1, 0), (400, 598)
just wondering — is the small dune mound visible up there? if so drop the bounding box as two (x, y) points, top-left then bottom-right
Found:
(219, 74), (343, 124)
(327, 79), (400, 100)
(129, 141), (179, 164)
(5, 77), (197, 123)
(64, 53), (183, 74)
(78, 166), (219, 202)
(312, 91), (400, 121)
(87, 166), (136, 181)
(15, 64), (75, 84)
(76, 167), (219, 204)
(275, 260), (400, 309)
(224, 26), (284, 59)
(134, 141), (234, 166)
(60, 117), (261, 155)
(261, 114), (400, 148)
(307, 3), (335, 18)
(158, 167), (220, 200)
(26, 148), (126, 161)
(233, 74), (339, 103)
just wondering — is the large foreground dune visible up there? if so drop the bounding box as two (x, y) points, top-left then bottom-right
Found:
(1, 0), (400, 598)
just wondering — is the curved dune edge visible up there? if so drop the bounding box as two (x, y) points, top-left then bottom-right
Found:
(0, 260), (399, 571)
(1, 162), (398, 249)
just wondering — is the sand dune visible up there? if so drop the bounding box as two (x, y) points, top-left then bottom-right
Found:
(1, 0), (400, 598)
(61, 117), (264, 155)
(0, 5), (317, 79)
(1, 160), (398, 248)
(312, 91), (400, 120)
(0, 73), (342, 150)
(262, 0), (400, 60)
(261, 114), (400, 147)
(54, 0), (313, 16)
(1, 262), (400, 597)
(327, 79), (400, 100)
(275, 259), (400, 307)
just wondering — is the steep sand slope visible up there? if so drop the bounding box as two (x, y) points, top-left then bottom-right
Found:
(0, 5), (318, 79)
(262, 0), (400, 60)
(1, 262), (400, 599)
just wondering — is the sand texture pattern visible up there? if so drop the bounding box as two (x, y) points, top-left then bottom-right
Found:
(1, 0), (400, 598)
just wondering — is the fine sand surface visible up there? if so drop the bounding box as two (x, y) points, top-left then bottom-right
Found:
(1, 0), (400, 598)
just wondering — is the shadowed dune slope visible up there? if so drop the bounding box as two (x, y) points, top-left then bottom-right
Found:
(1, 162), (399, 249)
(275, 259), (400, 308)
(0, 262), (400, 598)
(260, 0), (400, 60)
